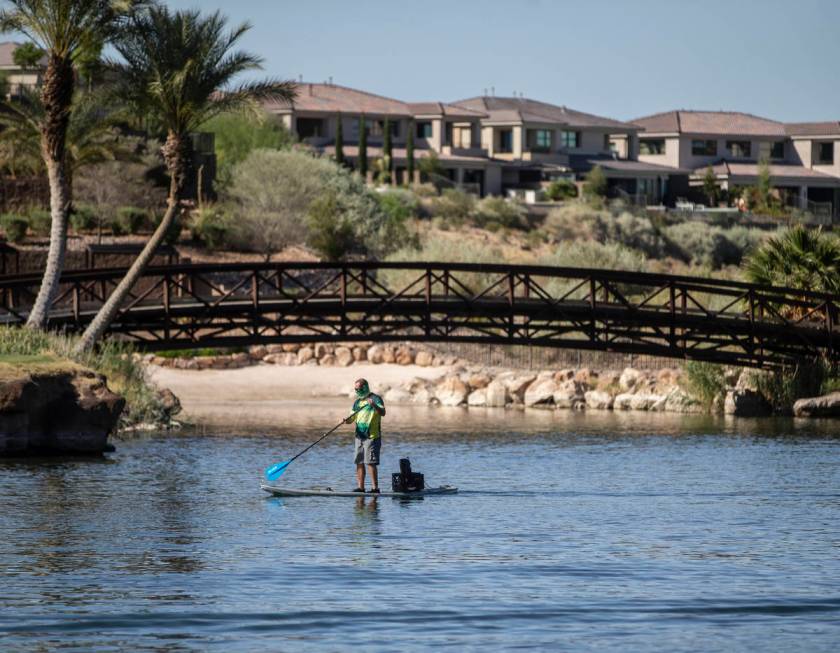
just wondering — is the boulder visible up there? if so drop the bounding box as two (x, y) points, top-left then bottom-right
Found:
(793, 392), (840, 418)
(282, 343), (300, 353)
(381, 346), (396, 364)
(619, 367), (644, 392)
(596, 371), (621, 392)
(435, 376), (469, 407)
(415, 350), (434, 367)
(231, 352), (250, 367)
(467, 389), (487, 406)
(554, 369), (575, 382)
(663, 388), (703, 413)
(613, 392), (635, 410)
(248, 345), (267, 361)
(505, 374), (536, 402)
(157, 388), (182, 418)
(384, 387), (413, 404)
(195, 356), (215, 369)
(367, 345), (383, 364)
(0, 366), (125, 454)
(467, 373), (491, 390)
(395, 346), (414, 366)
(575, 368), (598, 387)
(553, 379), (586, 409)
(296, 347), (314, 365)
(266, 344), (285, 354)
(484, 381), (509, 407)
(314, 343), (333, 359)
(334, 347), (354, 367)
(724, 389), (772, 417)
(585, 390), (614, 410)
(352, 347), (366, 362)
(629, 393), (664, 411)
(524, 377), (557, 407)
(319, 354), (336, 366)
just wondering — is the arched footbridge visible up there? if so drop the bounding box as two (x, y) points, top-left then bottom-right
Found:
(1, 262), (837, 368)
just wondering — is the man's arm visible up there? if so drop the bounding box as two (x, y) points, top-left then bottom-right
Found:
(368, 395), (386, 416)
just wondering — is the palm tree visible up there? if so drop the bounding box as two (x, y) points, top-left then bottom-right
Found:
(744, 225), (840, 295)
(0, 0), (145, 330)
(75, 6), (297, 352)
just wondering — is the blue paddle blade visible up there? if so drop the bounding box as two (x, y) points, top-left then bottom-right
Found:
(265, 460), (291, 481)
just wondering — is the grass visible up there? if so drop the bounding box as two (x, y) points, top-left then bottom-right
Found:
(0, 327), (167, 428)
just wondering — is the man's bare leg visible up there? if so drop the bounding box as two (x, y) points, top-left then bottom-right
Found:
(356, 464), (365, 490)
(368, 464), (378, 490)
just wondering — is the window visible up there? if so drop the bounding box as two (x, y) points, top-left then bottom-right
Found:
(560, 130), (580, 148)
(603, 134), (612, 151)
(770, 141), (785, 159)
(639, 138), (665, 155)
(692, 139), (717, 156)
(416, 121), (433, 139)
(297, 118), (324, 139)
(498, 128), (513, 153)
(528, 129), (552, 152)
(816, 141), (834, 165)
(375, 119), (399, 138)
(726, 140), (751, 158)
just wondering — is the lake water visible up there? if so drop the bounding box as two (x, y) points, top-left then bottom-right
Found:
(1, 403), (839, 652)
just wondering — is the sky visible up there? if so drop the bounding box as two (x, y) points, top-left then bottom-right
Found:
(163, 0), (840, 123)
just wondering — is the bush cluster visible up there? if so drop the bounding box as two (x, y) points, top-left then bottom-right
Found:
(544, 179), (577, 201)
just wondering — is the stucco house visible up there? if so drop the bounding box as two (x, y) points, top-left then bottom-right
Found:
(0, 41), (45, 98)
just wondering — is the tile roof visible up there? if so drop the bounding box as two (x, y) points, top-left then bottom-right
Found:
(265, 82), (411, 116)
(321, 144), (494, 164)
(407, 102), (486, 119)
(452, 96), (636, 130)
(785, 121), (840, 137)
(700, 161), (840, 183)
(570, 154), (689, 175)
(632, 110), (786, 137)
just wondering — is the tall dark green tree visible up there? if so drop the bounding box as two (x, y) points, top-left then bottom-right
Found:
(357, 113), (367, 178)
(382, 116), (392, 184)
(334, 111), (343, 165)
(406, 119), (414, 185)
(75, 6), (296, 352)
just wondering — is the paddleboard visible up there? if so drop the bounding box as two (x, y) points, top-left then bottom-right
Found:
(260, 484), (458, 498)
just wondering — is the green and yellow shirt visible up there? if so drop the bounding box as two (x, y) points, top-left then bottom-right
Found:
(352, 394), (385, 439)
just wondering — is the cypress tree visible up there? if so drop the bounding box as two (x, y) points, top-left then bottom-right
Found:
(358, 114), (368, 178)
(382, 116), (392, 183)
(406, 120), (415, 185)
(334, 112), (344, 166)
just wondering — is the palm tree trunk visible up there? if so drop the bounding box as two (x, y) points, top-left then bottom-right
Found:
(74, 132), (187, 353)
(25, 54), (74, 329)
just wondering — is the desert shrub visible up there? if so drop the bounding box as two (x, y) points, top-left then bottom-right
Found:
(430, 188), (476, 220)
(306, 193), (356, 261)
(226, 148), (397, 258)
(681, 361), (728, 410)
(1, 213), (28, 242)
(540, 240), (648, 272)
(191, 206), (233, 250)
(116, 206), (148, 234)
(545, 179), (577, 201)
(27, 208), (51, 236)
(664, 222), (742, 268)
(582, 165), (607, 200)
(749, 360), (828, 412)
(413, 182), (438, 197)
(609, 212), (666, 257)
(109, 216), (127, 236)
(472, 196), (526, 229)
(69, 205), (98, 232)
(377, 189), (419, 223)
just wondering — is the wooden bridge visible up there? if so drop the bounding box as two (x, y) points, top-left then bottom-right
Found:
(1, 261), (838, 368)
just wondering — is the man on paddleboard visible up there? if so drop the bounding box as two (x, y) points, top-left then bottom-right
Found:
(346, 378), (386, 494)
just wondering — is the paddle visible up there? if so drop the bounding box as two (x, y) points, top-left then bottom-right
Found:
(264, 408), (363, 482)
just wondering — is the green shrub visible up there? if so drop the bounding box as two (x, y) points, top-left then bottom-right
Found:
(582, 165), (607, 200)
(751, 360), (830, 412)
(473, 196), (526, 229)
(545, 179), (577, 201)
(109, 216), (127, 236)
(117, 206), (148, 234)
(191, 206), (233, 250)
(664, 222), (742, 268)
(306, 193), (356, 261)
(27, 209), (51, 236)
(70, 205), (98, 232)
(430, 188), (476, 220)
(1, 213), (28, 242)
(413, 182), (438, 198)
(681, 361), (728, 409)
(377, 189), (419, 223)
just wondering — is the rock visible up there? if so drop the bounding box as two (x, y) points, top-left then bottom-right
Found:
(619, 367), (644, 392)
(467, 373), (491, 390)
(554, 369), (575, 382)
(793, 392), (840, 418)
(381, 346), (396, 364)
(248, 345), (267, 360)
(585, 390), (614, 410)
(314, 343), (333, 359)
(367, 345), (383, 364)
(0, 366), (125, 455)
(663, 388), (703, 413)
(157, 388), (182, 417)
(484, 381), (509, 407)
(195, 356), (215, 369)
(411, 385), (436, 405)
(524, 377), (557, 407)
(319, 354), (336, 366)
(415, 350), (434, 367)
(296, 347), (314, 365)
(231, 352), (250, 367)
(467, 389), (487, 406)
(553, 380), (586, 409)
(334, 347), (354, 367)
(596, 371), (621, 392)
(629, 394), (664, 411)
(505, 374), (536, 402)
(395, 346), (414, 366)
(435, 376), (469, 407)
(384, 387), (413, 404)
(613, 392), (635, 410)
(352, 347), (365, 362)
(575, 368), (598, 387)
(724, 389), (772, 417)
(431, 355), (446, 367)
(266, 344), (285, 354)
(282, 343), (300, 353)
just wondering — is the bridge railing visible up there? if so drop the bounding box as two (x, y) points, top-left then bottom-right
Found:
(1, 262), (837, 367)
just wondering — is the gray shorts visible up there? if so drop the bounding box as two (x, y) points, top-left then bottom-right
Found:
(354, 437), (381, 465)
